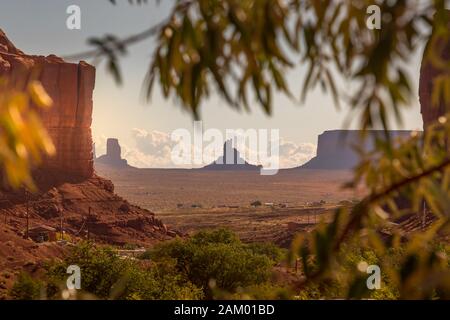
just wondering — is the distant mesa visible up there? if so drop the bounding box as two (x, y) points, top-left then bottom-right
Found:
(95, 138), (131, 168)
(202, 139), (262, 171)
(299, 130), (414, 170)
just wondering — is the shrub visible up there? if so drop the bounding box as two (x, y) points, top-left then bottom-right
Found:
(46, 241), (202, 300)
(246, 242), (286, 263)
(10, 273), (43, 300)
(251, 200), (262, 207)
(295, 241), (400, 299)
(149, 229), (275, 298)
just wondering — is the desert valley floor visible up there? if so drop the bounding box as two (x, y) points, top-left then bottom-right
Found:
(95, 164), (363, 246)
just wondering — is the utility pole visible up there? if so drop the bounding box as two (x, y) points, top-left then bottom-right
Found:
(60, 194), (64, 241)
(422, 201), (426, 229)
(25, 190), (29, 239)
(87, 207), (91, 241)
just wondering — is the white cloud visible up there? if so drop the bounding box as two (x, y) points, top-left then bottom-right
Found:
(93, 134), (107, 158)
(233, 138), (316, 169)
(277, 139), (317, 168)
(95, 129), (317, 169)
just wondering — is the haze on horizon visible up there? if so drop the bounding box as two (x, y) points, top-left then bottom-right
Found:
(0, 0), (425, 168)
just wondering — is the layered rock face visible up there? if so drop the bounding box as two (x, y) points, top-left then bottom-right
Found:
(419, 14), (450, 129)
(95, 138), (129, 168)
(419, 32), (450, 129)
(301, 130), (413, 170)
(0, 30), (95, 178)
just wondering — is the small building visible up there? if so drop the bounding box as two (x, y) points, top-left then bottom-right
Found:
(28, 225), (57, 243)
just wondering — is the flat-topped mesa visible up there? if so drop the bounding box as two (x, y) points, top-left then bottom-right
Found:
(0, 29), (95, 179)
(419, 12), (450, 129)
(301, 130), (413, 170)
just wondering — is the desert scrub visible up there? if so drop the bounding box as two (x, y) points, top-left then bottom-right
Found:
(147, 229), (277, 298)
(295, 241), (401, 299)
(9, 272), (44, 300)
(45, 241), (202, 300)
(246, 242), (286, 263)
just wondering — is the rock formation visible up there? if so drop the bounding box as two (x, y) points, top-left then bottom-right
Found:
(0, 32), (182, 297)
(0, 29), (95, 178)
(95, 138), (130, 168)
(419, 13), (450, 129)
(202, 139), (262, 171)
(300, 130), (413, 170)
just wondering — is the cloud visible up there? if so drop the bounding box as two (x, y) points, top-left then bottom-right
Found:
(93, 134), (107, 158)
(125, 129), (179, 168)
(277, 139), (317, 168)
(131, 128), (174, 157)
(234, 138), (316, 169)
(95, 129), (317, 169)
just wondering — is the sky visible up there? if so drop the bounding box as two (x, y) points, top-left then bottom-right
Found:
(0, 0), (425, 168)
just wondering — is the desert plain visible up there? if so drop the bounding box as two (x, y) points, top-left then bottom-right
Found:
(95, 164), (364, 246)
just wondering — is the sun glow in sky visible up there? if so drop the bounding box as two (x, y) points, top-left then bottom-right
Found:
(0, 0), (425, 168)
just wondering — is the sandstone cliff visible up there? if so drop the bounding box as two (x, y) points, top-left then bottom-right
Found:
(0, 32), (181, 294)
(0, 29), (95, 178)
(419, 13), (450, 129)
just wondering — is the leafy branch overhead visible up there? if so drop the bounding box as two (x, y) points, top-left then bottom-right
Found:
(0, 79), (55, 189)
(83, 0), (448, 129)
(25, 0), (450, 299)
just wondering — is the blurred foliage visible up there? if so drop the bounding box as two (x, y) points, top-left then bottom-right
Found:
(295, 240), (401, 299)
(9, 272), (45, 300)
(4, 0), (449, 300)
(289, 117), (450, 299)
(88, 0), (446, 127)
(86, 0), (450, 299)
(0, 78), (55, 189)
(144, 0), (449, 299)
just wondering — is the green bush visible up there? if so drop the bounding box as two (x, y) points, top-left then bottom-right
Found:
(149, 229), (275, 298)
(12, 230), (291, 300)
(46, 241), (202, 300)
(10, 273), (43, 300)
(246, 242), (286, 263)
(296, 242), (401, 299)
(47, 242), (129, 298)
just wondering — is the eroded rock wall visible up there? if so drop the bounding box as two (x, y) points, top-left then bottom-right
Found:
(419, 13), (450, 129)
(0, 29), (95, 178)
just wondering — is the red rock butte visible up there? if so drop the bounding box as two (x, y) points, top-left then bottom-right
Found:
(419, 13), (450, 129)
(0, 29), (95, 179)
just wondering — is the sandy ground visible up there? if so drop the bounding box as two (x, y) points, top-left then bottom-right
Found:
(95, 165), (360, 211)
(95, 165), (363, 244)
